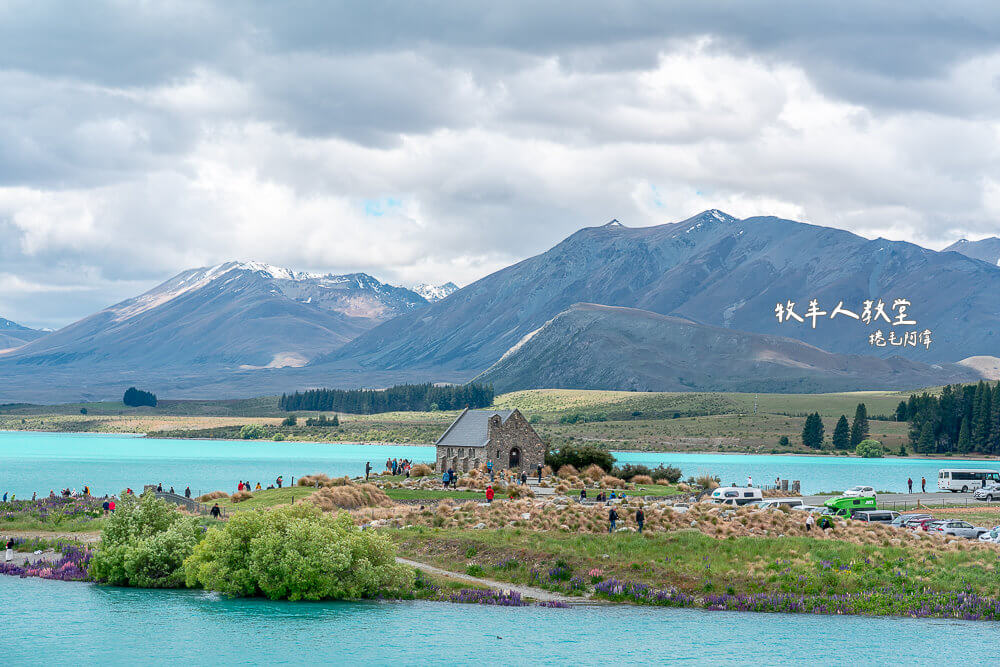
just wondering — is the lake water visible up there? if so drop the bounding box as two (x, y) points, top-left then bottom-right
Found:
(1, 575), (996, 665)
(2, 431), (999, 497)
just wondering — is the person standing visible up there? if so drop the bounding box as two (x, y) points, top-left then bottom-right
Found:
(747, 475), (753, 487)
(238, 481), (244, 492)
(520, 471), (528, 486)
(365, 461), (372, 480)
(805, 513), (815, 532)
(210, 503), (221, 519)
(5, 538), (13, 563)
(536, 463), (543, 484)
(921, 477), (926, 493)
(907, 477), (913, 494)
(608, 507), (619, 533)
(102, 499), (110, 516)
(449, 468), (457, 488)
(276, 476), (283, 489)
(635, 507), (645, 534)
(580, 488), (587, 503)
(108, 499), (115, 513)
(487, 460), (494, 482)
(184, 486), (191, 498)
(486, 485), (494, 504)
(442, 470), (449, 488)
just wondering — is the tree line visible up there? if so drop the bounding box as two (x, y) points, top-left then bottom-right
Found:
(278, 382), (495, 414)
(123, 386), (157, 408)
(801, 403), (869, 449)
(905, 381), (1000, 454)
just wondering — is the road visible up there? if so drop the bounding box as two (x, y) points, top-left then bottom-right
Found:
(801, 491), (995, 510)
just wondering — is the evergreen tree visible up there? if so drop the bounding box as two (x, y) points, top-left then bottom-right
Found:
(917, 421), (936, 454)
(957, 417), (971, 454)
(973, 382), (992, 452)
(832, 415), (851, 450)
(894, 401), (908, 422)
(802, 412), (824, 449)
(849, 403), (869, 447)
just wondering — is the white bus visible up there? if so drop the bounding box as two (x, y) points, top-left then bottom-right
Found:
(938, 469), (1000, 493)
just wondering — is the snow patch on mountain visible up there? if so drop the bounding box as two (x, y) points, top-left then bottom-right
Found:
(414, 282), (459, 301)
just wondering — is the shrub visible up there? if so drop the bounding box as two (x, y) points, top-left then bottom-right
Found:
(410, 463), (434, 477)
(778, 436), (790, 447)
(230, 491), (253, 503)
(612, 463), (652, 481)
(183, 505), (413, 600)
(632, 475), (654, 485)
(856, 439), (885, 458)
(239, 424), (267, 440)
(651, 465), (682, 484)
(694, 474), (720, 490)
(309, 484), (391, 510)
(88, 491), (201, 588)
(546, 444), (616, 472)
(528, 415), (542, 424)
(298, 474), (351, 488)
(281, 416), (298, 426)
(557, 464), (579, 479)
(272, 433), (286, 442)
(581, 464), (605, 482)
(196, 491), (229, 502)
(600, 475), (626, 488)
(123, 387), (157, 408)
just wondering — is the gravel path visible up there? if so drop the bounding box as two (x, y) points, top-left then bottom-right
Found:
(3, 549), (62, 567)
(395, 557), (588, 604)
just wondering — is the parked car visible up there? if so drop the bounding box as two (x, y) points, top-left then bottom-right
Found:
(910, 518), (942, 531)
(791, 505), (824, 513)
(929, 520), (988, 539)
(852, 510), (900, 524)
(973, 484), (1000, 502)
(757, 498), (804, 510)
(822, 495), (877, 518)
(708, 487), (763, 506)
(891, 513), (931, 528)
(842, 485), (877, 498)
(978, 526), (1000, 543)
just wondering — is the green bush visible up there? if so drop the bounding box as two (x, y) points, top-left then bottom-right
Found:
(855, 439), (885, 458)
(612, 463), (652, 481)
(272, 433), (286, 442)
(239, 424), (267, 440)
(281, 415), (297, 427)
(88, 491), (201, 588)
(183, 504), (413, 601)
(545, 444), (616, 472)
(651, 464), (682, 484)
(778, 436), (790, 447)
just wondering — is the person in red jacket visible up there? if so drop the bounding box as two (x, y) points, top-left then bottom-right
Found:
(485, 485), (494, 503)
(108, 499), (116, 513)
(238, 481), (244, 492)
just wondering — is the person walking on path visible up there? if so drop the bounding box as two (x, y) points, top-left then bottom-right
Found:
(102, 499), (110, 516)
(486, 460), (494, 482)
(635, 507), (645, 534)
(580, 488), (587, 503)
(486, 485), (494, 504)
(907, 478), (913, 494)
(921, 477), (926, 493)
(5, 538), (14, 563)
(608, 507), (619, 533)
(108, 499), (115, 513)
(184, 486), (191, 498)
(365, 462), (372, 480)
(210, 503), (221, 519)
(536, 463), (543, 484)
(520, 471), (528, 486)
(448, 468), (456, 488)
(442, 470), (449, 488)
(805, 513), (815, 532)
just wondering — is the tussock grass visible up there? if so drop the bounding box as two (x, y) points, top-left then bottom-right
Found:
(310, 484), (391, 510)
(196, 491), (229, 502)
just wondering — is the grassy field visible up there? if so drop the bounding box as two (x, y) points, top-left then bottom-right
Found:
(0, 387), (927, 454)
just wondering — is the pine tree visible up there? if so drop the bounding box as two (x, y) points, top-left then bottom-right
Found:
(802, 412), (824, 449)
(973, 382), (991, 452)
(894, 401), (908, 422)
(957, 417), (972, 454)
(832, 415), (851, 450)
(850, 403), (869, 447)
(917, 422), (936, 454)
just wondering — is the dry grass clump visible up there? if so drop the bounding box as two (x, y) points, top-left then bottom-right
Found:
(506, 485), (535, 499)
(298, 473), (351, 488)
(632, 475), (654, 485)
(695, 474), (719, 490)
(409, 463), (434, 477)
(310, 483), (391, 510)
(541, 465), (553, 477)
(196, 491), (229, 502)
(230, 490), (253, 503)
(600, 475), (626, 488)
(557, 464), (579, 479)
(581, 464), (605, 482)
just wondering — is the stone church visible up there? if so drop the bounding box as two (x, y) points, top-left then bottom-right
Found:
(434, 408), (545, 473)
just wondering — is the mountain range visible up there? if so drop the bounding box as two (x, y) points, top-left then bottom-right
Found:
(1, 212), (998, 402)
(0, 317), (46, 351)
(945, 237), (1000, 266)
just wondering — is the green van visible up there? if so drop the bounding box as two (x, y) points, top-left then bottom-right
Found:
(821, 495), (877, 518)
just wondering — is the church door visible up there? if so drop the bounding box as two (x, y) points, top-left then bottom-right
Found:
(509, 447), (520, 469)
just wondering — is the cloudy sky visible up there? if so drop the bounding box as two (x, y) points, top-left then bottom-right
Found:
(2, 1), (1000, 329)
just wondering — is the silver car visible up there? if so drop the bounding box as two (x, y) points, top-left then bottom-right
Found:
(973, 484), (1000, 502)
(930, 520), (988, 539)
(978, 526), (1000, 543)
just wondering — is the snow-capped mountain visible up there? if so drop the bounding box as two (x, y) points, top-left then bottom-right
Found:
(0, 261), (428, 374)
(413, 282), (459, 302)
(945, 238), (1000, 266)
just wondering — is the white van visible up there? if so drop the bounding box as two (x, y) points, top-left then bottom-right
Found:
(709, 486), (763, 506)
(938, 469), (1000, 493)
(757, 498), (804, 510)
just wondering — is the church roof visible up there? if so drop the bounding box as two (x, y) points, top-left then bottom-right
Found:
(435, 408), (514, 449)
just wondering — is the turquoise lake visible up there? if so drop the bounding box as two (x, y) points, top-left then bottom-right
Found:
(2, 575), (997, 665)
(2, 431), (999, 496)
